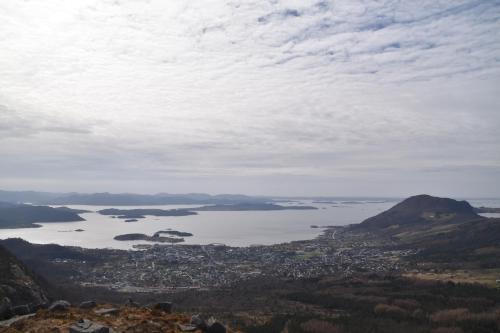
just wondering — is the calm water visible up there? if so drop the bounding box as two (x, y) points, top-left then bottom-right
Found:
(468, 198), (500, 219)
(1, 198), (498, 249)
(0, 201), (397, 249)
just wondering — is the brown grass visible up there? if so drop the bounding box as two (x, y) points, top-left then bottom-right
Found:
(0, 305), (242, 333)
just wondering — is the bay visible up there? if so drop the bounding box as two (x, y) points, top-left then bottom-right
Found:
(1, 200), (397, 249)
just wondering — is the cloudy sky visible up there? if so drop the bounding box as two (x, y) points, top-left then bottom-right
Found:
(0, 0), (499, 197)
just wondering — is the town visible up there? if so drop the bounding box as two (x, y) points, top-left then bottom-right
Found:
(51, 227), (417, 293)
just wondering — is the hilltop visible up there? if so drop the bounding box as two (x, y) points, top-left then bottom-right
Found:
(354, 194), (500, 268)
(358, 194), (480, 230)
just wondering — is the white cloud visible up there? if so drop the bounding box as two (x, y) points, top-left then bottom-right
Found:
(0, 0), (499, 196)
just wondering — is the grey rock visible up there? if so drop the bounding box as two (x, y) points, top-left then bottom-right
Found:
(49, 300), (71, 312)
(178, 323), (197, 332)
(79, 301), (97, 309)
(153, 302), (172, 313)
(190, 314), (207, 330)
(124, 298), (139, 308)
(94, 308), (120, 316)
(69, 319), (110, 333)
(207, 322), (227, 333)
(0, 285), (16, 295)
(0, 297), (13, 320)
(29, 302), (48, 313)
(0, 313), (36, 327)
(12, 304), (30, 316)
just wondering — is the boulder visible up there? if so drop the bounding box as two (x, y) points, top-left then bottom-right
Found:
(153, 302), (172, 313)
(207, 322), (226, 333)
(0, 313), (36, 328)
(178, 323), (197, 332)
(69, 319), (110, 333)
(124, 298), (140, 308)
(29, 302), (48, 313)
(0, 297), (12, 320)
(12, 304), (30, 316)
(79, 301), (97, 309)
(94, 308), (120, 316)
(190, 314), (207, 330)
(49, 300), (71, 312)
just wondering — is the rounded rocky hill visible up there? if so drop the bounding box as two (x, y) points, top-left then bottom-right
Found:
(358, 194), (480, 229)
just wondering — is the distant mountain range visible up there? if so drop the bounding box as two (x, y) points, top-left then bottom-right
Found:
(0, 190), (270, 206)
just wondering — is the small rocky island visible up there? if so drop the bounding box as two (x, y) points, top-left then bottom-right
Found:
(153, 230), (193, 237)
(114, 230), (193, 243)
(474, 206), (500, 214)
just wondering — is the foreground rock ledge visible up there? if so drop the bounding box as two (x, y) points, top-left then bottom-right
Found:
(0, 305), (238, 333)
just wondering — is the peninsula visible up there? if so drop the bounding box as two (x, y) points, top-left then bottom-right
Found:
(0, 202), (85, 229)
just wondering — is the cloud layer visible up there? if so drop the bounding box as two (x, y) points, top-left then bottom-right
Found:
(0, 0), (499, 196)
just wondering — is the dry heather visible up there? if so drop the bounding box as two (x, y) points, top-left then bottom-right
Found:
(0, 305), (241, 333)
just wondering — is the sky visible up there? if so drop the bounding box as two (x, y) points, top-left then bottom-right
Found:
(0, 0), (499, 197)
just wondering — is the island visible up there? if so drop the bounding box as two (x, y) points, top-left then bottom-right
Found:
(312, 201), (337, 204)
(99, 203), (316, 220)
(98, 208), (197, 219)
(474, 206), (500, 214)
(153, 230), (193, 237)
(114, 233), (186, 243)
(124, 219), (139, 222)
(188, 203), (317, 211)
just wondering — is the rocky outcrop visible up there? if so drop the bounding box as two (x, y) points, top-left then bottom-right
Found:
(0, 244), (48, 321)
(79, 301), (97, 309)
(153, 302), (173, 313)
(207, 322), (227, 333)
(0, 298), (12, 320)
(69, 319), (109, 333)
(11, 305), (30, 316)
(94, 308), (120, 316)
(191, 314), (207, 330)
(48, 300), (71, 312)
